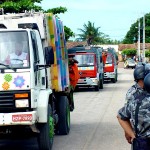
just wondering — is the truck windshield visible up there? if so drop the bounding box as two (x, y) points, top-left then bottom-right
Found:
(106, 54), (112, 64)
(74, 54), (95, 66)
(0, 31), (30, 69)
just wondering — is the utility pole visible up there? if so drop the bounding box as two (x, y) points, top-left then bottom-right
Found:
(143, 15), (145, 63)
(138, 18), (141, 61)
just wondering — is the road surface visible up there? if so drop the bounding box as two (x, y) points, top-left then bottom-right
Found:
(53, 67), (133, 150)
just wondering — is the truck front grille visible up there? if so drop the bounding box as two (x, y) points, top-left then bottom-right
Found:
(0, 92), (14, 108)
(0, 90), (31, 112)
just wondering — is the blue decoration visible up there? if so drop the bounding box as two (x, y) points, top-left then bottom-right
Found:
(14, 76), (25, 88)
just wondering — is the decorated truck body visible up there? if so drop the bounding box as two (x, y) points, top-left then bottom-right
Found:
(102, 48), (118, 83)
(0, 12), (73, 150)
(68, 46), (104, 91)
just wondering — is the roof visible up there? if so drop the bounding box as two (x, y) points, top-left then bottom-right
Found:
(66, 42), (150, 51)
(66, 41), (87, 49)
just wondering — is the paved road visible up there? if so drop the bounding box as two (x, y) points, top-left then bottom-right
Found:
(0, 67), (134, 150)
(53, 68), (133, 150)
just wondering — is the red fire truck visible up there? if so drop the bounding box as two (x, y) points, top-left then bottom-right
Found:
(68, 46), (104, 91)
(102, 48), (118, 83)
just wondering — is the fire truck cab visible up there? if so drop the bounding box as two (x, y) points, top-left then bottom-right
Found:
(68, 46), (104, 91)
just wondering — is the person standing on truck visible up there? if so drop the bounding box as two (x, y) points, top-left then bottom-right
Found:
(5, 42), (29, 65)
(68, 55), (79, 111)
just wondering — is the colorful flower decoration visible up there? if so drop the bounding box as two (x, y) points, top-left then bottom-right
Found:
(14, 76), (25, 88)
(2, 82), (10, 90)
(4, 74), (12, 82)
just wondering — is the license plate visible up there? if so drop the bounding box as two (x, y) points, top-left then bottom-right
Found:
(12, 114), (32, 122)
(129, 64), (135, 66)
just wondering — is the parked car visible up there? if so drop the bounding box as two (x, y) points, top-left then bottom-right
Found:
(124, 59), (136, 69)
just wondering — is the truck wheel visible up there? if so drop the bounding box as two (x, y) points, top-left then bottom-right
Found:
(95, 85), (99, 91)
(37, 104), (54, 150)
(111, 78), (116, 83)
(56, 96), (70, 135)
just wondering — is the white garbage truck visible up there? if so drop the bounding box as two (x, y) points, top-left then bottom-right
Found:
(0, 11), (73, 150)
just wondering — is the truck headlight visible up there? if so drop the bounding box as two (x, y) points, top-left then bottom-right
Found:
(92, 79), (97, 83)
(15, 99), (29, 108)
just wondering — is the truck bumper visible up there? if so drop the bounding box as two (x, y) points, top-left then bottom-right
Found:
(0, 111), (37, 126)
(77, 77), (98, 87)
(104, 72), (115, 79)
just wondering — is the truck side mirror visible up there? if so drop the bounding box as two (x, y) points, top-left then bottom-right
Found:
(44, 46), (54, 65)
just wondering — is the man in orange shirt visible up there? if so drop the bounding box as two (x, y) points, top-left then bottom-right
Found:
(68, 55), (80, 111)
(102, 51), (107, 66)
(69, 56), (79, 89)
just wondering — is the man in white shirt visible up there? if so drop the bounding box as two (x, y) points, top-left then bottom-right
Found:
(5, 42), (29, 65)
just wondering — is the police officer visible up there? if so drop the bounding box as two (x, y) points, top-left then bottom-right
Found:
(125, 65), (145, 105)
(124, 65), (145, 144)
(117, 73), (150, 149)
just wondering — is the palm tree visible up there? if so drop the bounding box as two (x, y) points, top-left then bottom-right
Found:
(77, 21), (103, 45)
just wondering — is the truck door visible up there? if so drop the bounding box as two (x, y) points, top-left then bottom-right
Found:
(31, 31), (41, 106)
(104, 53), (114, 72)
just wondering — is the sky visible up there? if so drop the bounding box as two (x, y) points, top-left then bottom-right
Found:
(39, 0), (150, 41)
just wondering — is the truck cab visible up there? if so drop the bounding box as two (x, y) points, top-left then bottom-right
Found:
(0, 29), (48, 116)
(68, 46), (104, 91)
(103, 48), (118, 83)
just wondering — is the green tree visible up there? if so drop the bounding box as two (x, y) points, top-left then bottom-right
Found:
(64, 26), (75, 41)
(45, 6), (67, 14)
(122, 49), (137, 56)
(78, 21), (105, 45)
(77, 21), (120, 44)
(123, 13), (150, 44)
(0, 0), (42, 13)
(145, 50), (150, 58)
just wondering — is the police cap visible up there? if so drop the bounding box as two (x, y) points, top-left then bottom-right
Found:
(134, 65), (145, 81)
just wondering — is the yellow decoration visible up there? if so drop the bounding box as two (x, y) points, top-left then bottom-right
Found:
(2, 82), (10, 90)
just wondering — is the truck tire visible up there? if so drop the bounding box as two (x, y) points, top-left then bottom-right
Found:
(95, 85), (99, 91)
(111, 77), (116, 83)
(37, 104), (54, 150)
(56, 96), (70, 135)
